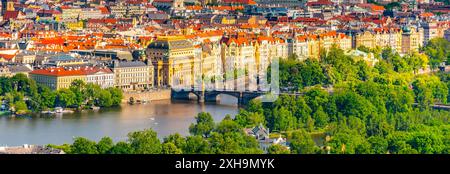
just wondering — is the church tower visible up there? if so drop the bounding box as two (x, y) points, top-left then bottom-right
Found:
(173, 0), (185, 10)
(6, 0), (14, 11)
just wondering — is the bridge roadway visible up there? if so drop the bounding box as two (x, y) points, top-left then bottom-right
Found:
(170, 88), (305, 106)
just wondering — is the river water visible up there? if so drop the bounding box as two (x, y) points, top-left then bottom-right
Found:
(0, 98), (239, 146)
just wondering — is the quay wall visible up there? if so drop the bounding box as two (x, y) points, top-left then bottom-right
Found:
(122, 89), (171, 103)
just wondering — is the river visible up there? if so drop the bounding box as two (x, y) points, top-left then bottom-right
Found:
(0, 97), (239, 146)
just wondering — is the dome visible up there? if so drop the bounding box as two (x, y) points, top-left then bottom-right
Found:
(402, 26), (411, 33)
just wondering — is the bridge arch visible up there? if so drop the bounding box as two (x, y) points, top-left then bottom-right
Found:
(171, 89), (202, 102)
(215, 93), (239, 105)
(188, 92), (200, 101)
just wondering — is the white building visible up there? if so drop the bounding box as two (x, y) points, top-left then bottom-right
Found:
(85, 67), (115, 89)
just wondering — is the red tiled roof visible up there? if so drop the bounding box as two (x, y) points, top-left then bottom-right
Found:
(306, 0), (334, 6)
(223, 0), (257, 4)
(97, 7), (110, 14)
(37, 9), (62, 15)
(88, 18), (117, 24)
(420, 12), (434, 18)
(0, 54), (16, 61)
(30, 67), (112, 77)
(126, 0), (144, 4)
(186, 6), (202, 10)
(31, 67), (85, 77)
(39, 38), (65, 45)
(210, 6), (244, 11)
(3, 11), (19, 20)
(357, 4), (385, 12)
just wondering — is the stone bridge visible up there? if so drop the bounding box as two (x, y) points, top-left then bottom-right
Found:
(171, 89), (267, 106)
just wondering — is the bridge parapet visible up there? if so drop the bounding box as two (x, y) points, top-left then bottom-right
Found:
(171, 89), (267, 106)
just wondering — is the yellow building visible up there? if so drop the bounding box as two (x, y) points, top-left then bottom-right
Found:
(65, 20), (84, 31)
(307, 36), (320, 59)
(336, 33), (352, 51)
(355, 31), (375, 49)
(373, 28), (403, 52)
(212, 15), (236, 25)
(318, 32), (336, 53)
(222, 16), (236, 25)
(221, 36), (256, 90)
(294, 32), (351, 60)
(147, 36), (196, 88)
(254, 37), (273, 89)
(193, 41), (222, 90)
(30, 67), (87, 90)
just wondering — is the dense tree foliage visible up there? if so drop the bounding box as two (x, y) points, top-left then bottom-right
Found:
(267, 144), (291, 154)
(261, 44), (450, 154)
(189, 112), (215, 138)
(422, 38), (450, 69)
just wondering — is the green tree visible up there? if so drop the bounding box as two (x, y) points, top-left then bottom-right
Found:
(423, 38), (450, 69)
(11, 73), (38, 96)
(208, 132), (262, 154)
(304, 87), (329, 113)
(246, 99), (264, 114)
(69, 80), (87, 107)
(108, 87), (123, 106)
(97, 90), (113, 107)
(13, 100), (28, 114)
(272, 106), (297, 131)
(300, 59), (326, 87)
(413, 75), (448, 109)
(312, 107), (328, 128)
(71, 137), (99, 154)
(96, 137), (114, 154)
(37, 85), (56, 109)
(333, 90), (377, 121)
(267, 144), (291, 154)
(127, 129), (161, 154)
(368, 136), (388, 154)
(109, 141), (133, 154)
(0, 76), (13, 95)
(163, 133), (186, 149)
(189, 112), (215, 137)
(56, 88), (76, 108)
(161, 142), (183, 154)
(289, 130), (317, 154)
(356, 60), (371, 81)
(216, 115), (242, 134)
(327, 130), (368, 154)
(405, 52), (428, 74)
(386, 131), (411, 154)
(183, 135), (211, 154)
(234, 110), (265, 128)
(408, 131), (444, 154)
(85, 83), (101, 106)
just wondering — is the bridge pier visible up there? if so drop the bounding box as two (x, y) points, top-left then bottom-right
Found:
(198, 95), (205, 103)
